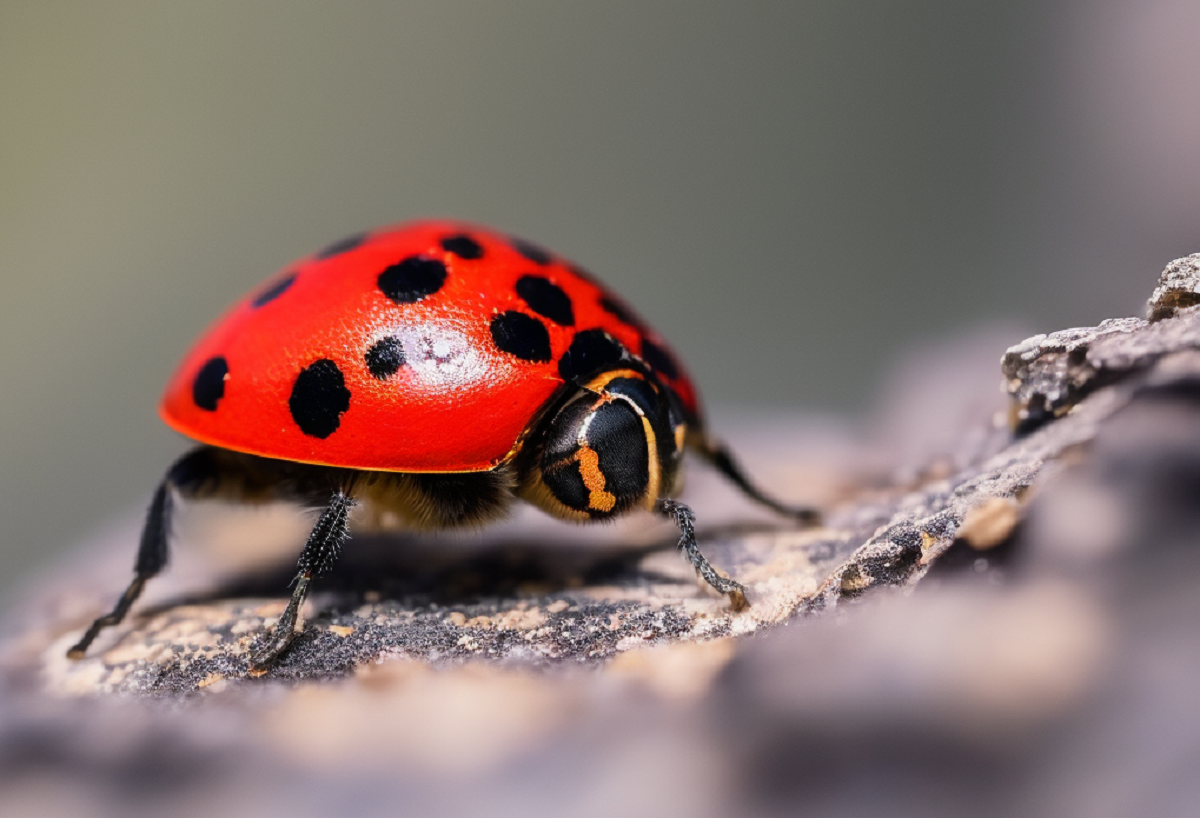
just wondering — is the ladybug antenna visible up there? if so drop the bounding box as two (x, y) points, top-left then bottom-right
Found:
(695, 436), (820, 525)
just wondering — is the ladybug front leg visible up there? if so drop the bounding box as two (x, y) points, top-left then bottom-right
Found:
(693, 435), (821, 525)
(656, 498), (748, 611)
(247, 489), (354, 672)
(521, 371), (753, 610)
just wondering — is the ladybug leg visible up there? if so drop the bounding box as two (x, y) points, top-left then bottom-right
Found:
(248, 489), (354, 672)
(694, 436), (821, 525)
(656, 498), (748, 611)
(67, 446), (222, 659)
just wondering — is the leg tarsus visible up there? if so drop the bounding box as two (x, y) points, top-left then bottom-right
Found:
(248, 573), (311, 673)
(66, 573), (150, 658)
(695, 436), (820, 525)
(656, 498), (748, 610)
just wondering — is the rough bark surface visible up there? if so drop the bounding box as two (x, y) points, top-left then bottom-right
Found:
(3, 256), (1200, 817)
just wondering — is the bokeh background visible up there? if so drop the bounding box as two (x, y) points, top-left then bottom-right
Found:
(2, 1), (1198, 603)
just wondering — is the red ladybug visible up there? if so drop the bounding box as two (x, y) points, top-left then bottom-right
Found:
(69, 220), (817, 670)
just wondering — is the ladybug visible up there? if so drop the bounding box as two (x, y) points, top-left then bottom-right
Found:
(68, 220), (818, 670)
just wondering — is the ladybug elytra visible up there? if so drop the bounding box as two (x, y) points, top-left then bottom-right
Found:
(69, 221), (818, 670)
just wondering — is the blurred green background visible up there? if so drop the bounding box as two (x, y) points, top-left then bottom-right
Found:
(2, 2), (1198, 601)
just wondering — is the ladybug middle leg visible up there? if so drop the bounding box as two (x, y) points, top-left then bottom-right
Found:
(248, 489), (354, 671)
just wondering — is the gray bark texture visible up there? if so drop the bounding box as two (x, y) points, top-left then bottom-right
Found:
(3, 254), (1200, 818)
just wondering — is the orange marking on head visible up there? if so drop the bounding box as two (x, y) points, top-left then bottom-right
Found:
(641, 415), (661, 510)
(577, 445), (617, 512)
(583, 368), (648, 395)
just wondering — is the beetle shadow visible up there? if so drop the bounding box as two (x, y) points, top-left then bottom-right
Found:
(143, 518), (799, 614)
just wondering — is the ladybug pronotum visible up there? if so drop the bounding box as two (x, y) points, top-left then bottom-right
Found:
(69, 221), (819, 670)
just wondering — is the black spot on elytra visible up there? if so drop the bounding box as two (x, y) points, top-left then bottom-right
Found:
(316, 232), (367, 260)
(441, 234), (484, 260)
(192, 356), (229, 411)
(640, 338), (679, 380)
(558, 329), (627, 382)
(516, 275), (574, 326)
(491, 311), (551, 362)
(251, 273), (296, 308)
(365, 336), (405, 380)
(511, 237), (552, 265)
(378, 256), (448, 304)
(289, 359), (351, 438)
(598, 296), (644, 329)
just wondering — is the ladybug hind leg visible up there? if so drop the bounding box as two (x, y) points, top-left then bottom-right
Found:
(67, 446), (235, 658)
(67, 446), (358, 661)
(64, 479), (170, 658)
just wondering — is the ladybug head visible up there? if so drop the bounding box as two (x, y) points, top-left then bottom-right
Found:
(518, 369), (687, 521)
